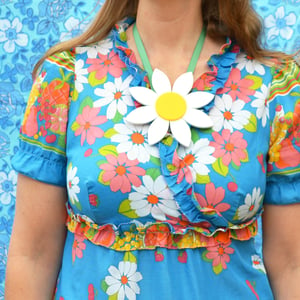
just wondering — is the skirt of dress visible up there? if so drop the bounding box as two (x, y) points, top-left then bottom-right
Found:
(55, 231), (274, 300)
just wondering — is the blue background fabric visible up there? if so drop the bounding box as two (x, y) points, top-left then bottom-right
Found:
(0, 0), (299, 297)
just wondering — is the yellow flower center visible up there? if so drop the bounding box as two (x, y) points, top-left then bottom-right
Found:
(155, 92), (187, 121)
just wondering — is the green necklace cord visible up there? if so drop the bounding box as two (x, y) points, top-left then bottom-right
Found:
(133, 23), (207, 89)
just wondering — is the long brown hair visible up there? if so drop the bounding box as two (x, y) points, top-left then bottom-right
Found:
(33, 0), (295, 77)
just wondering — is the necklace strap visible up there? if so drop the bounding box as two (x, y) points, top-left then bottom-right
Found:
(133, 23), (207, 89)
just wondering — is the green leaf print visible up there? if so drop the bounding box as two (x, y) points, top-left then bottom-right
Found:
(150, 156), (160, 166)
(104, 128), (118, 139)
(240, 150), (249, 163)
(112, 111), (123, 123)
(98, 170), (110, 186)
(74, 200), (82, 211)
(79, 97), (94, 114)
(166, 164), (177, 172)
(201, 250), (211, 263)
(245, 75), (263, 90)
(230, 161), (241, 171)
(88, 71), (107, 87)
(146, 168), (161, 181)
(213, 263), (223, 275)
(57, 134), (66, 149)
(108, 293), (118, 300)
(212, 157), (229, 177)
(123, 252), (138, 264)
(244, 114), (257, 132)
(72, 88), (78, 101)
(101, 279), (109, 293)
(119, 199), (139, 219)
(71, 120), (80, 132)
(98, 145), (118, 157)
(191, 129), (199, 144)
(196, 174), (210, 184)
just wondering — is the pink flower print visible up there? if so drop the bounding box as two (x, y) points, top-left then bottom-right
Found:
(205, 241), (234, 270)
(72, 233), (86, 263)
(195, 183), (230, 215)
(193, 69), (216, 91)
(218, 68), (255, 102)
(86, 50), (126, 80)
(210, 129), (248, 166)
(22, 105), (39, 137)
(166, 215), (211, 234)
(100, 153), (146, 193)
(49, 106), (68, 134)
(75, 106), (107, 146)
(170, 151), (194, 184)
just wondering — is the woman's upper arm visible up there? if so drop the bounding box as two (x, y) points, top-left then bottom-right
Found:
(10, 173), (67, 256)
(263, 204), (300, 261)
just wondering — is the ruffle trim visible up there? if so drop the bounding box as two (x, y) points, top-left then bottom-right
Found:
(11, 139), (66, 187)
(112, 19), (241, 113)
(66, 207), (258, 251)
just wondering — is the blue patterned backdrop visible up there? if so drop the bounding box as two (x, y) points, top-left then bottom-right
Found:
(0, 0), (299, 296)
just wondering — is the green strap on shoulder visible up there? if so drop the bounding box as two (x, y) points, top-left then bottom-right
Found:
(133, 23), (207, 89)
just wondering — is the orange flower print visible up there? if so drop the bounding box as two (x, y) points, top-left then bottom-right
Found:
(38, 78), (70, 108)
(72, 233), (86, 263)
(93, 225), (115, 247)
(144, 224), (173, 248)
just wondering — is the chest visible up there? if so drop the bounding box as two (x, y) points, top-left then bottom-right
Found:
(65, 53), (272, 230)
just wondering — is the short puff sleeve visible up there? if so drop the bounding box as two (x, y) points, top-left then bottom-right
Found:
(11, 50), (75, 187)
(265, 60), (300, 205)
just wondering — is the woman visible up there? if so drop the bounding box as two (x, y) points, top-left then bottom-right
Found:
(5, 0), (300, 299)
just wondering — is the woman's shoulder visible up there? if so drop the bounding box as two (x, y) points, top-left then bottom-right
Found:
(41, 49), (76, 76)
(268, 59), (300, 102)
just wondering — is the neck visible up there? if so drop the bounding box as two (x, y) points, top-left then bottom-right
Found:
(135, 0), (203, 53)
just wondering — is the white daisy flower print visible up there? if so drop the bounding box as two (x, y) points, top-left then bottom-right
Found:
(129, 175), (180, 220)
(251, 255), (266, 274)
(105, 261), (142, 300)
(76, 37), (113, 58)
(67, 163), (80, 206)
(94, 75), (134, 119)
(236, 53), (265, 75)
(177, 138), (216, 178)
(237, 187), (263, 221)
(251, 84), (270, 127)
(112, 122), (159, 163)
(209, 94), (251, 132)
(126, 69), (214, 147)
(75, 59), (88, 93)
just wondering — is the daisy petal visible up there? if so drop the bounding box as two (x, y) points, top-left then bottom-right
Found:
(184, 109), (213, 128)
(186, 92), (215, 108)
(152, 69), (172, 95)
(126, 106), (157, 124)
(170, 119), (191, 147)
(147, 117), (169, 145)
(172, 72), (194, 96)
(129, 87), (157, 106)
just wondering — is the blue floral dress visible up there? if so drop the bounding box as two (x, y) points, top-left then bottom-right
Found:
(12, 19), (300, 299)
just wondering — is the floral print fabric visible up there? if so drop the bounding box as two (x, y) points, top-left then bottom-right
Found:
(12, 18), (300, 299)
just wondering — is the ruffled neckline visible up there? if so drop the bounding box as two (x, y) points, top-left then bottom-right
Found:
(112, 18), (240, 114)
(112, 18), (242, 226)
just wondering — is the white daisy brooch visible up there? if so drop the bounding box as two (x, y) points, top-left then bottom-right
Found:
(126, 69), (214, 147)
